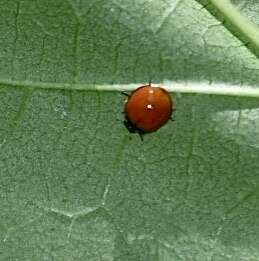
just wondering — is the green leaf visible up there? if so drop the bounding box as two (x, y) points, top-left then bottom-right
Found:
(1, 0), (259, 260)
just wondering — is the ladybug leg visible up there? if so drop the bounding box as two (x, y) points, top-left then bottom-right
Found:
(121, 91), (129, 97)
(138, 133), (144, 141)
(170, 108), (176, 121)
(124, 116), (145, 141)
(124, 119), (136, 133)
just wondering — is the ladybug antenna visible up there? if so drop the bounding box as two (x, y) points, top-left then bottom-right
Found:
(121, 91), (129, 97)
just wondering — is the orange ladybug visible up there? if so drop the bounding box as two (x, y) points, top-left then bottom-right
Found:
(123, 84), (174, 137)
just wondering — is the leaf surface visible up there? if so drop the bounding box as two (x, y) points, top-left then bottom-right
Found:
(1, 0), (259, 260)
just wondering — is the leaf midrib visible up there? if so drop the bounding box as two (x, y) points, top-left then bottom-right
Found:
(2, 0), (259, 97)
(2, 79), (259, 98)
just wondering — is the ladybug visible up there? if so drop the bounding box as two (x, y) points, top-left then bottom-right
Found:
(123, 83), (174, 138)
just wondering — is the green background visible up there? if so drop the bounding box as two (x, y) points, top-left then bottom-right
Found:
(1, 0), (259, 260)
